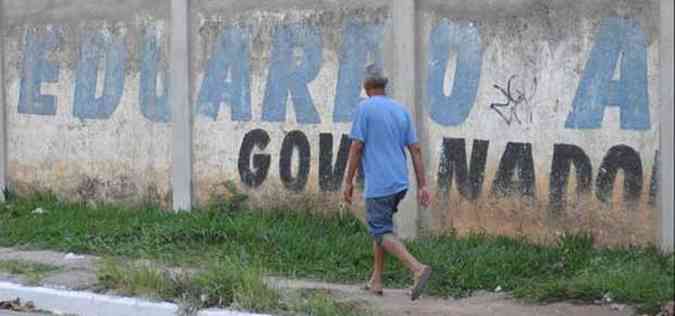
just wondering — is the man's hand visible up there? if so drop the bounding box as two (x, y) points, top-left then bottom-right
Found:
(417, 186), (432, 208)
(343, 183), (355, 205)
(344, 141), (363, 206)
(408, 144), (431, 208)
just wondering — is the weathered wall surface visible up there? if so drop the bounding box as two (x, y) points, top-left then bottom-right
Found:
(418, 0), (661, 245)
(4, 0), (172, 205)
(1, 0), (670, 247)
(190, 0), (392, 210)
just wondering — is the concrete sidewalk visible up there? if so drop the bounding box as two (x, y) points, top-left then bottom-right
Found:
(0, 248), (268, 316)
(0, 311), (49, 316)
(0, 281), (268, 316)
(0, 248), (99, 291)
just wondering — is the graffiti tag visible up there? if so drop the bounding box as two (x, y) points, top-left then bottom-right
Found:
(489, 75), (537, 126)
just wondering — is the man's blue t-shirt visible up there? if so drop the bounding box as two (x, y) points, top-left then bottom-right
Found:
(350, 96), (417, 198)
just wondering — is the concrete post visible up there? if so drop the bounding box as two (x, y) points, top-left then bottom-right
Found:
(392, 0), (418, 239)
(414, 5), (434, 235)
(659, 0), (674, 253)
(170, 0), (193, 211)
(0, 0), (6, 202)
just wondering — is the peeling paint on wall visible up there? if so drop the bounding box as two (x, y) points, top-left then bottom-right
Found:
(3, 0), (661, 245)
(6, 7), (172, 206)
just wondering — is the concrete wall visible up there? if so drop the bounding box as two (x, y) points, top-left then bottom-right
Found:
(417, 0), (661, 246)
(1, 0), (672, 249)
(3, 0), (172, 205)
(190, 0), (393, 214)
(659, 0), (674, 252)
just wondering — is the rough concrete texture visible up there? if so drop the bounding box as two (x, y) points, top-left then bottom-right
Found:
(2, 0), (670, 246)
(1, 0), (8, 202)
(4, 0), (171, 206)
(190, 0), (393, 207)
(0, 248), (268, 315)
(417, 0), (661, 245)
(658, 0), (674, 252)
(0, 248), (96, 270)
(0, 248), (98, 291)
(171, 0), (192, 211)
(0, 282), (268, 316)
(0, 311), (51, 316)
(390, 0), (419, 239)
(4, 0), (170, 25)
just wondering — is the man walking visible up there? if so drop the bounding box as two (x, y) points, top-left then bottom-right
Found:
(343, 65), (432, 301)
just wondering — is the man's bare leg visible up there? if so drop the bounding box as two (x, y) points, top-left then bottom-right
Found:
(380, 234), (432, 300)
(380, 234), (426, 273)
(368, 241), (385, 293)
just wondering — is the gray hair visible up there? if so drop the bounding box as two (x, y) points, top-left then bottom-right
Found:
(363, 64), (389, 88)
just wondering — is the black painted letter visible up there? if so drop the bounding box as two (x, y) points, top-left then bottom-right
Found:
(596, 145), (643, 206)
(319, 134), (351, 192)
(280, 131), (311, 192)
(549, 144), (593, 213)
(649, 151), (659, 206)
(492, 142), (536, 198)
(238, 129), (271, 188)
(437, 138), (489, 200)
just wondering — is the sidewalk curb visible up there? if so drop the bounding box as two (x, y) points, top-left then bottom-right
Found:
(0, 282), (270, 316)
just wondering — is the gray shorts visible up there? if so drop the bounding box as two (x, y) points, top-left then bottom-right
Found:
(366, 190), (407, 244)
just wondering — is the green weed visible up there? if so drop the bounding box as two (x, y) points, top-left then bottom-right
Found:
(96, 258), (179, 301)
(0, 193), (672, 314)
(0, 259), (61, 284)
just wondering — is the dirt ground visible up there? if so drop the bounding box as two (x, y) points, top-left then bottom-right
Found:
(0, 248), (646, 316)
(269, 277), (637, 316)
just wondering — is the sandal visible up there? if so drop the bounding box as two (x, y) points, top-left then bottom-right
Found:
(410, 266), (432, 301)
(362, 281), (384, 296)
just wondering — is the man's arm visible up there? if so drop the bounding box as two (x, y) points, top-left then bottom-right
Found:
(343, 140), (364, 204)
(408, 143), (431, 207)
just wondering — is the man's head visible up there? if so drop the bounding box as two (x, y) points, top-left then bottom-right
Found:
(363, 64), (388, 96)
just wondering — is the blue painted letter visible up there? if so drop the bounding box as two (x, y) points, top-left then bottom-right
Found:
(18, 27), (62, 116)
(73, 29), (128, 120)
(196, 27), (251, 121)
(333, 21), (383, 122)
(427, 19), (482, 126)
(140, 24), (170, 123)
(262, 24), (322, 124)
(565, 17), (650, 130)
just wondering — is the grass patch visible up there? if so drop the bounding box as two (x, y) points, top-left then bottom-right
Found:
(0, 259), (61, 284)
(96, 256), (369, 315)
(0, 193), (672, 314)
(96, 256), (280, 311)
(96, 258), (179, 301)
(191, 258), (281, 312)
(512, 246), (674, 314)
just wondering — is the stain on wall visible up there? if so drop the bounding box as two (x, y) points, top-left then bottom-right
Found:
(420, 0), (659, 245)
(191, 2), (392, 206)
(3, 0), (662, 246)
(5, 1), (171, 205)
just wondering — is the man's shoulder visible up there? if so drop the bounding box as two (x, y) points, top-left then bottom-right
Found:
(387, 99), (411, 117)
(363, 97), (407, 108)
(356, 98), (381, 114)
(376, 97), (407, 110)
(358, 97), (411, 117)
(357, 99), (372, 108)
